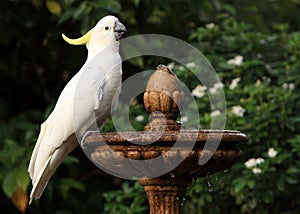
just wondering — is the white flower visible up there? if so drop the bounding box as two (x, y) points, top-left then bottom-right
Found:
(186, 62), (196, 68)
(167, 62), (175, 70)
(209, 82), (224, 94)
(135, 115), (144, 122)
(227, 55), (244, 66)
(262, 76), (271, 83)
(282, 83), (295, 90)
(265, 64), (272, 70)
(255, 79), (261, 88)
(229, 77), (241, 90)
(205, 23), (215, 29)
(267, 148), (278, 158)
(180, 116), (188, 123)
(130, 98), (138, 106)
(231, 106), (246, 117)
(211, 110), (221, 117)
(178, 65), (185, 71)
(209, 87), (217, 94)
(255, 158), (265, 165)
(192, 85), (207, 98)
(282, 83), (288, 89)
(245, 158), (256, 168)
(266, 35), (276, 42)
(214, 82), (224, 89)
(245, 157), (265, 172)
(289, 83), (295, 90)
(259, 39), (266, 44)
(252, 167), (262, 174)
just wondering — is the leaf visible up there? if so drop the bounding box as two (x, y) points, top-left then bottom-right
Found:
(46, 0), (62, 16)
(62, 155), (80, 165)
(73, 1), (88, 20)
(232, 178), (247, 193)
(31, 0), (42, 8)
(285, 176), (298, 185)
(0, 139), (25, 163)
(128, 57), (144, 68)
(16, 164), (30, 192)
(60, 178), (85, 199)
(2, 171), (18, 197)
(11, 187), (28, 214)
(247, 180), (255, 189)
(89, 0), (121, 13)
(105, 1), (121, 13)
(277, 175), (286, 191)
(44, 102), (55, 119)
(133, 0), (140, 7)
(24, 129), (35, 141)
(286, 167), (299, 174)
(58, 8), (76, 24)
(120, 38), (145, 68)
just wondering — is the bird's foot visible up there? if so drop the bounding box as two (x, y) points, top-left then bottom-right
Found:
(80, 130), (99, 148)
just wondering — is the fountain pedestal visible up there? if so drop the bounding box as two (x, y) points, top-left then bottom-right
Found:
(139, 177), (191, 214)
(83, 65), (248, 214)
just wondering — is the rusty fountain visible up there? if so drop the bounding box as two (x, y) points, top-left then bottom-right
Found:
(83, 65), (248, 214)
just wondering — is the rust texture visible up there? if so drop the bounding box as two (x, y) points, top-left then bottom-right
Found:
(144, 64), (184, 131)
(139, 177), (192, 214)
(83, 64), (248, 214)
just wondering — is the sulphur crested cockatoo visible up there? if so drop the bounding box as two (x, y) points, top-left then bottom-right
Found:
(28, 15), (126, 204)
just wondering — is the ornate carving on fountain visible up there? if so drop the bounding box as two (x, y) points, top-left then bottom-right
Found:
(144, 64), (184, 131)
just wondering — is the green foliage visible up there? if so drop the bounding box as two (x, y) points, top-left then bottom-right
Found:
(1, 0), (300, 213)
(180, 10), (300, 214)
(0, 112), (40, 196)
(103, 181), (148, 214)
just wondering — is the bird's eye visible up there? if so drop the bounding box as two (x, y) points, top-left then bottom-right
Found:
(105, 26), (110, 30)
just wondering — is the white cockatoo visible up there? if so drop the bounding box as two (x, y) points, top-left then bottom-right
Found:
(28, 15), (126, 204)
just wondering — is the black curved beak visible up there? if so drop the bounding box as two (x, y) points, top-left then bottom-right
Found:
(114, 22), (127, 41)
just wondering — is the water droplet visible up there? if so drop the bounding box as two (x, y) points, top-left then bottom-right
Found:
(180, 195), (187, 207)
(175, 197), (180, 201)
(223, 169), (229, 173)
(206, 175), (213, 192)
(215, 175), (219, 181)
(170, 172), (175, 178)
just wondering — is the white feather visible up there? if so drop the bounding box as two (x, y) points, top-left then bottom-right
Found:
(28, 15), (123, 203)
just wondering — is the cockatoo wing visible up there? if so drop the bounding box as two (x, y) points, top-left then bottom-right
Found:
(28, 71), (80, 177)
(28, 63), (109, 203)
(28, 76), (79, 202)
(72, 49), (122, 137)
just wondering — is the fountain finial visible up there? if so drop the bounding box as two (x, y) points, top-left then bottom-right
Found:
(144, 64), (184, 131)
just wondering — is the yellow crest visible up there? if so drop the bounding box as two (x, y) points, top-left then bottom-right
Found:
(62, 29), (92, 45)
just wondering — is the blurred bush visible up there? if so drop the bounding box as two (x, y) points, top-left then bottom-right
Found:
(0, 0), (299, 213)
(181, 12), (300, 213)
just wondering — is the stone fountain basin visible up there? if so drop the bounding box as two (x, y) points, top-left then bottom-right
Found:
(82, 130), (248, 179)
